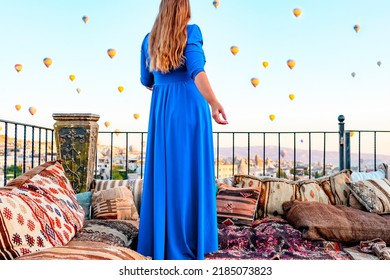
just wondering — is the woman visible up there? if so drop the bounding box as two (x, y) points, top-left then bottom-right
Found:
(137, 0), (228, 260)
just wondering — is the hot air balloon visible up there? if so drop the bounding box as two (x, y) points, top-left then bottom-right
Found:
(133, 113), (140, 120)
(76, 88), (82, 94)
(0, 126), (2, 132)
(230, 46), (239, 56)
(15, 104), (22, 111)
(213, 0), (220, 8)
(293, 8), (302, 17)
(350, 131), (355, 137)
(43, 57), (52, 68)
(107, 49), (116, 59)
(287, 59), (296, 69)
(82, 15), (89, 24)
(353, 24), (360, 33)
(69, 74), (76, 82)
(114, 129), (121, 136)
(281, 149), (287, 158)
(269, 114), (275, 121)
(28, 106), (37, 116)
(251, 77), (260, 87)
(300, 139), (304, 143)
(351, 72), (356, 78)
(262, 61), (269, 68)
(104, 121), (110, 128)
(377, 61), (382, 67)
(289, 94), (295, 101)
(118, 86), (124, 93)
(15, 64), (23, 72)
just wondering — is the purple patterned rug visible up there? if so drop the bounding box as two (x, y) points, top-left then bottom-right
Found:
(205, 218), (352, 260)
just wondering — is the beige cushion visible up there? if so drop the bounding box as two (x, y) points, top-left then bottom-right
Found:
(298, 179), (330, 204)
(92, 186), (139, 220)
(316, 169), (351, 205)
(348, 178), (390, 214)
(234, 174), (263, 188)
(257, 177), (298, 218)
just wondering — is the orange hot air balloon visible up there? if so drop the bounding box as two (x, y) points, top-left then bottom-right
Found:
(82, 15), (89, 24)
(107, 48), (117, 59)
(287, 59), (296, 69)
(28, 106), (37, 116)
(118, 86), (124, 93)
(104, 121), (110, 128)
(213, 0), (220, 8)
(114, 129), (121, 136)
(262, 61), (269, 68)
(69, 74), (76, 81)
(251, 77), (260, 87)
(269, 114), (275, 121)
(15, 64), (23, 72)
(43, 57), (52, 68)
(289, 94), (295, 101)
(15, 104), (22, 111)
(230, 46), (239, 56)
(353, 24), (360, 33)
(76, 88), (82, 94)
(350, 131), (355, 137)
(133, 113), (140, 120)
(293, 8), (302, 17)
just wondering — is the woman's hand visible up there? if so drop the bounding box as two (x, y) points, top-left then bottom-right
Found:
(210, 101), (228, 125)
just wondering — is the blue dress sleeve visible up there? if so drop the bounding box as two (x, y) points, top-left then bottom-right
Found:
(140, 34), (154, 87)
(185, 24), (206, 80)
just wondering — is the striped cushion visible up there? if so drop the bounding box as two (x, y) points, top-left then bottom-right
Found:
(348, 178), (390, 214)
(92, 186), (139, 220)
(92, 179), (130, 192)
(15, 240), (148, 260)
(216, 185), (260, 226)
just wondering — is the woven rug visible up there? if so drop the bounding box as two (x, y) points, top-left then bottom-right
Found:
(205, 218), (353, 260)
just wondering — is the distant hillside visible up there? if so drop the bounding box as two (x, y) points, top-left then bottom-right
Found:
(217, 145), (390, 167)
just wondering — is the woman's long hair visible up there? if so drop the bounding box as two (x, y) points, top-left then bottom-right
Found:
(148, 0), (191, 73)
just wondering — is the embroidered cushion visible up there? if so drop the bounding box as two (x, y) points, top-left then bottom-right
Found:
(92, 186), (139, 220)
(348, 178), (390, 214)
(234, 174), (263, 188)
(1, 160), (84, 259)
(216, 185), (260, 226)
(316, 169), (351, 205)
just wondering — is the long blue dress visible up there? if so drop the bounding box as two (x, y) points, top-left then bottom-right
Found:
(136, 24), (218, 260)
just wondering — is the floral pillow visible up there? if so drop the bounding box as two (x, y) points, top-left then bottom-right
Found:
(1, 160), (85, 259)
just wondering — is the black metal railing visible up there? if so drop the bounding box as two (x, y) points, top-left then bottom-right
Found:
(2, 115), (390, 184)
(0, 119), (56, 186)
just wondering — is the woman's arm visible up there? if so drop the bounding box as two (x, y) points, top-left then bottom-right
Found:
(194, 72), (228, 125)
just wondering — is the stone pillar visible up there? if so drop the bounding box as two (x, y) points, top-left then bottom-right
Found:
(52, 113), (99, 193)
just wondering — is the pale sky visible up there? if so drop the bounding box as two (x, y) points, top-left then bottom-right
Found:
(1, 0), (389, 137)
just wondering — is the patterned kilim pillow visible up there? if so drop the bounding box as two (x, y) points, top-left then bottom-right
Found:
(1, 160), (85, 260)
(216, 185), (260, 226)
(92, 179), (130, 192)
(257, 177), (298, 218)
(92, 186), (139, 220)
(316, 169), (352, 205)
(348, 178), (390, 214)
(234, 174), (263, 188)
(298, 179), (330, 204)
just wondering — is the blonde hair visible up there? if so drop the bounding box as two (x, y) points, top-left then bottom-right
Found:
(148, 0), (191, 73)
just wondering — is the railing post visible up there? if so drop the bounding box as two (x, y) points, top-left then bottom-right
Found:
(345, 132), (351, 170)
(338, 115), (345, 171)
(53, 113), (100, 193)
